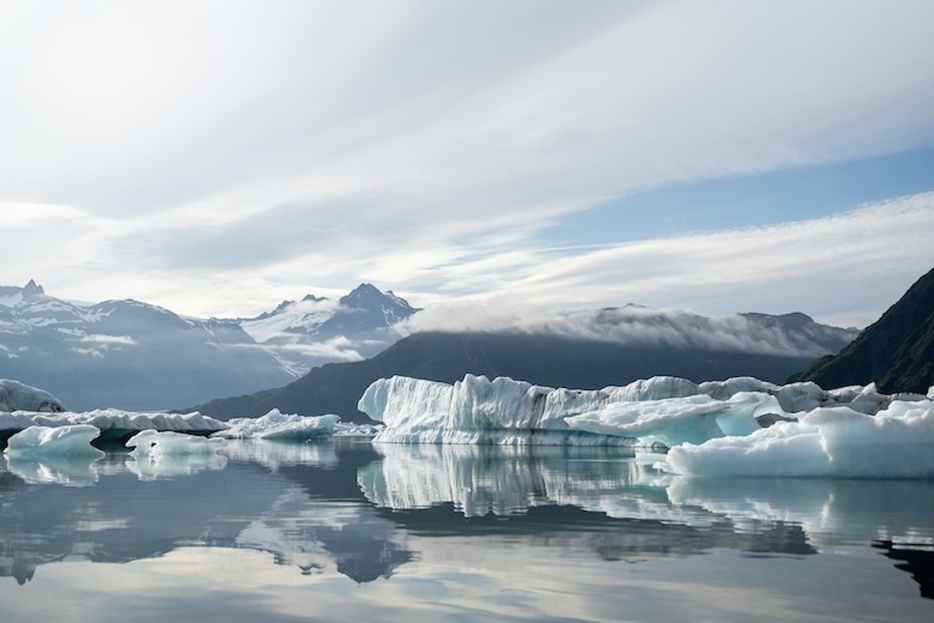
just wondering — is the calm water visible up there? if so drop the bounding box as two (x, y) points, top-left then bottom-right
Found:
(1, 439), (932, 622)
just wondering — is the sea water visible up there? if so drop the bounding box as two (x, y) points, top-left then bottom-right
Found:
(1, 439), (932, 622)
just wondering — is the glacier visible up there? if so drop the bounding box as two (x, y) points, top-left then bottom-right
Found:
(359, 373), (934, 478)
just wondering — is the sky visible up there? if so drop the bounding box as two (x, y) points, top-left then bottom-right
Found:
(1, 0), (933, 330)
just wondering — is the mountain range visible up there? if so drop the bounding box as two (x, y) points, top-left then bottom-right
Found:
(0, 281), (416, 411)
(190, 308), (859, 422)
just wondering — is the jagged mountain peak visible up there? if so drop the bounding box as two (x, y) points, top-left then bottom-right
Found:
(23, 279), (45, 296)
(340, 283), (396, 307)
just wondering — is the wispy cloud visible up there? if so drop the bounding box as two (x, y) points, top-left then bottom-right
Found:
(401, 193), (934, 329)
(0, 1), (932, 324)
(81, 334), (137, 346)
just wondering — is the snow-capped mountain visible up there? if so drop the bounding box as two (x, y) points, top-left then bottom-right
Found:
(0, 280), (419, 411)
(0, 280), (293, 411)
(234, 282), (420, 374)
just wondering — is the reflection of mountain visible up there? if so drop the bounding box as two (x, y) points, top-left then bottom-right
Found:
(873, 540), (934, 600)
(0, 446), (411, 585)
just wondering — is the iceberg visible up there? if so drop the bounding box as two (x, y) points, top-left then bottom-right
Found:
(660, 402), (934, 478)
(126, 430), (227, 456)
(213, 409), (340, 440)
(359, 373), (934, 478)
(1, 409), (228, 443)
(0, 379), (66, 413)
(360, 374), (641, 445)
(4, 425), (104, 457)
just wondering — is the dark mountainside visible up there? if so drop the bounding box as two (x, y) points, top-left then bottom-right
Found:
(789, 267), (934, 394)
(190, 330), (826, 422)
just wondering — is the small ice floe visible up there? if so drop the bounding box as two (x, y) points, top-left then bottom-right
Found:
(213, 409), (340, 441)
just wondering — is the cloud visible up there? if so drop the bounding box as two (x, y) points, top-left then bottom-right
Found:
(0, 1), (932, 324)
(80, 334), (137, 346)
(399, 193), (934, 329)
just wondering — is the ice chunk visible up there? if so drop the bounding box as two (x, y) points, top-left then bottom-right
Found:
(0, 379), (66, 412)
(126, 430), (226, 456)
(661, 403), (934, 478)
(4, 425), (104, 457)
(213, 409), (339, 440)
(566, 392), (780, 446)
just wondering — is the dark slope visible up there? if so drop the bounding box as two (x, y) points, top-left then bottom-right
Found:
(190, 331), (817, 421)
(790, 267), (934, 394)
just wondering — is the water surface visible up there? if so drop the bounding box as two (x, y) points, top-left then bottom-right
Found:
(1, 440), (932, 622)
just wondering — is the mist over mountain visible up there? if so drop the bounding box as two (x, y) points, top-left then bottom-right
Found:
(190, 310), (857, 422)
(790, 267), (934, 394)
(0, 281), (417, 411)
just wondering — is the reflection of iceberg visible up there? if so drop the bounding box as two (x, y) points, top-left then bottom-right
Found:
(127, 452), (229, 481)
(666, 477), (934, 550)
(359, 443), (691, 520)
(4, 425), (104, 458)
(221, 439), (338, 470)
(4, 453), (102, 486)
(214, 410), (339, 440)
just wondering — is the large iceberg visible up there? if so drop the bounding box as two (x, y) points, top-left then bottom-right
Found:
(359, 374), (638, 445)
(358, 373), (934, 477)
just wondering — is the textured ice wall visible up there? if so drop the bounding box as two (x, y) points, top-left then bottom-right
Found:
(359, 373), (934, 476)
(0, 409), (227, 439)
